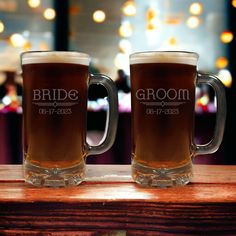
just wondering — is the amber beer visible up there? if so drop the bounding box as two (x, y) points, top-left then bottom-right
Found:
(23, 63), (88, 168)
(21, 51), (118, 187)
(130, 51), (226, 187)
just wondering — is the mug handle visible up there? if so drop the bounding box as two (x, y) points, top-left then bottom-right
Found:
(194, 73), (227, 155)
(86, 74), (118, 155)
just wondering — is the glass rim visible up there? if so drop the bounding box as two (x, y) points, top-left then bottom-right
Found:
(130, 51), (199, 65)
(21, 50), (90, 66)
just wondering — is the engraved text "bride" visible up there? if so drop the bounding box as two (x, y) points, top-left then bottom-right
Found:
(33, 89), (79, 101)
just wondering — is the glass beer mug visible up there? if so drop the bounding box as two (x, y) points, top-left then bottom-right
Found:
(130, 51), (226, 187)
(21, 51), (118, 187)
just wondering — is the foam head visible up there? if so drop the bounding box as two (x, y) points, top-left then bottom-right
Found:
(130, 51), (198, 65)
(21, 51), (90, 66)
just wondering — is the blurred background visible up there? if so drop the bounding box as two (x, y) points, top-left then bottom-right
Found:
(0, 0), (235, 165)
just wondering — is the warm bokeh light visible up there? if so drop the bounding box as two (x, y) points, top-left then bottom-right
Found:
(168, 37), (177, 46)
(23, 41), (32, 51)
(186, 16), (200, 28)
(9, 33), (26, 47)
(0, 21), (4, 33)
(119, 39), (132, 54)
(189, 2), (203, 15)
(93, 10), (106, 23)
(219, 69), (233, 87)
(218, 69), (233, 87)
(216, 57), (228, 69)
(122, 0), (137, 16)
(146, 22), (155, 31)
(39, 42), (49, 50)
(232, 0), (236, 8)
(164, 16), (181, 25)
(69, 5), (80, 15)
(114, 52), (129, 70)
(28, 0), (40, 8)
(147, 19), (161, 31)
(220, 31), (234, 43)
(199, 94), (209, 106)
(119, 21), (133, 37)
(43, 8), (56, 20)
(146, 8), (160, 31)
(146, 8), (156, 21)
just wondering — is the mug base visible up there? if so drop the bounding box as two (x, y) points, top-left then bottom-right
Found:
(24, 161), (85, 187)
(131, 160), (193, 188)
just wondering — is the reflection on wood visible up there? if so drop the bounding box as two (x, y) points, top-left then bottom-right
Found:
(0, 164), (236, 235)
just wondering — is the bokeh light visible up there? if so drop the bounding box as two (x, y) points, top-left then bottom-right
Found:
(146, 8), (156, 21)
(114, 52), (129, 71)
(122, 0), (136, 16)
(186, 16), (200, 28)
(220, 31), (234, 43)
(215, 57), (228, 69)
(218, 69), (233, 87)
(189, 2), (203, 15)
(93, 10), (106, 23)
(119, 39), (132, 54)
(0, 21), (4, 33)
(23, 41), (32, 51)
(199, 94), (209, 106)
(168, 37), (177, 46)
(43, 8), (56, 20)
(232, 0), (236, 8)
(9, 33), (26, 47)
(119, 21), (133, 37)
(28, 0), (40, 8)
(165, 17), (181, 25)
(146, 8), (160, 31)
(146, 18), (161, 31)
(39, 42), (49, 50)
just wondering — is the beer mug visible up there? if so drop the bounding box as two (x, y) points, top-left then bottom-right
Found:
(130, 51), (226, 187)
(21, 51), (118, 187)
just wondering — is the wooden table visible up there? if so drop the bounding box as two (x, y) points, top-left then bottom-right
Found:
(0, 165), (236, 235)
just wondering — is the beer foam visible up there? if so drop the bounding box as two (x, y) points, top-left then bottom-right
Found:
(21, 51), (90, 66)
(130, 51), (198, 65)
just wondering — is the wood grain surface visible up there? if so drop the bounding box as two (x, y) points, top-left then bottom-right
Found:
(0, 164), (236, 235)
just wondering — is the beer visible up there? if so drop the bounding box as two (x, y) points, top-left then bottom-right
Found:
(21, 51), (119, 187)
(130, 62), (196, 169)
(22, 62), (88, 169)
(129, 51), (227, 187)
